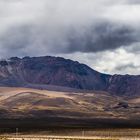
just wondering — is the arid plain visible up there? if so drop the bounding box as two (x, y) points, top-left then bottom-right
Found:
(0, 87), (140, 120)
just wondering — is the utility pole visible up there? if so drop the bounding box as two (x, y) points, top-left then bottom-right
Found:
(16, 128), (18, 137)
(82, 129), (85, 137)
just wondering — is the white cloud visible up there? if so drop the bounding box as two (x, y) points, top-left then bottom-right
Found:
(59, 46), (140, 75)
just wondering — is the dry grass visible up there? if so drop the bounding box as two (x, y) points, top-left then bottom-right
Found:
(1, 129), (140, 140)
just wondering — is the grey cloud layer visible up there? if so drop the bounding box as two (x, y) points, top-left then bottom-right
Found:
(0, 0), (139, 74)
(115, 63), (140, 72)
(0, 21), (138, 56)
(64, 24), (137, 53)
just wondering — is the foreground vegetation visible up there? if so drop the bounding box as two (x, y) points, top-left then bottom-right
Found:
(1, 129), (140, 140)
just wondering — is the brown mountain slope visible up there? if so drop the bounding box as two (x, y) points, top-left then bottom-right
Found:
(0, 56), (109, 90)
(0, 56), (139, 96)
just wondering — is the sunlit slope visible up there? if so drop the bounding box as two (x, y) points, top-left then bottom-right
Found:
(0, 87), (140, 120)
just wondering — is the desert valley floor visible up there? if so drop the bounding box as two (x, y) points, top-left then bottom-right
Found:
(0, 87), (140, 128)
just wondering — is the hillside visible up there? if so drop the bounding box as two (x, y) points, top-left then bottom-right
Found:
(0, 56), (139, 96)
(0, 87), (140, 128)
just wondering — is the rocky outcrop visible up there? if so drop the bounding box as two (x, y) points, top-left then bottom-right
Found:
(108, 74), (140, 96)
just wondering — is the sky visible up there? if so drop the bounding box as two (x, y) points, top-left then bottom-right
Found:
(0, 0), (140, 75)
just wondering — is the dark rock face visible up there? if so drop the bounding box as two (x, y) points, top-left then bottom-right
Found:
(113, 102), (129, 109)
(0, 56), (109, 90)
(108, 75), (140, 96)
(0, 56), (139, 96)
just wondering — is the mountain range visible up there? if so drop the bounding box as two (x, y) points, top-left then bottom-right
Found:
(0, 56), (140, 128)
(0, 56), (139, 96)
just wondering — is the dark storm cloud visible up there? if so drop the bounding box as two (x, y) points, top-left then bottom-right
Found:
(64, 23), (137, 53)
(0, 22), (138, 57)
